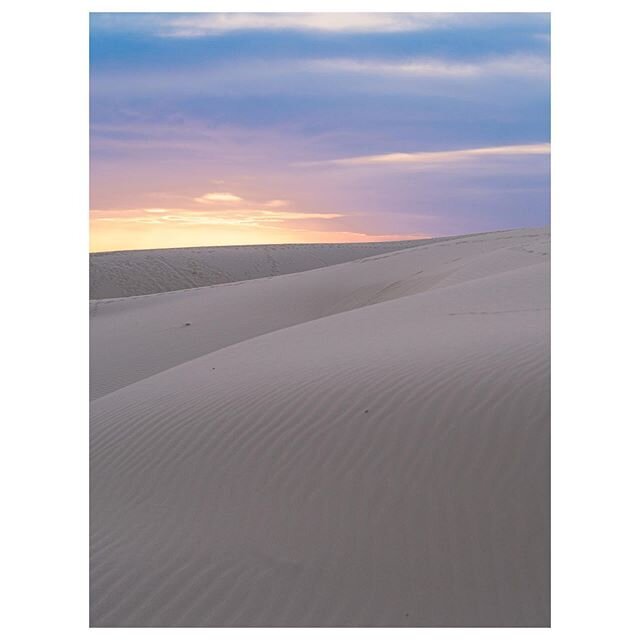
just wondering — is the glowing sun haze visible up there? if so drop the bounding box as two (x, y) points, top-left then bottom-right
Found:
(90, 12), (550, 252)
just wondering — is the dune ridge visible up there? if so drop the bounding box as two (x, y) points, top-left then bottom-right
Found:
(91, 228), (550, 626)
(90, 238), (436, 299)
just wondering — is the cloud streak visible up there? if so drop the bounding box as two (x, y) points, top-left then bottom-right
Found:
(92, 54), (549, 101)
(303, 143), (550, 168)
(310, 55), (549, 78)
(194, 192), (244, 204)
(92, 12), (550, 39)
(91, 208), (343, 227)
(153, 13), (455, 37)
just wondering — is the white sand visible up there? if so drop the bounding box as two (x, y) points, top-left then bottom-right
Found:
(90, 239), (432, 299)
(91, 228), (550, 627)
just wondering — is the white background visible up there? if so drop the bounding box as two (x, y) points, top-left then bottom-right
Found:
(2, 0), (639, 638)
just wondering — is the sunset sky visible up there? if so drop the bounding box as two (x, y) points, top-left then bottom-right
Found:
(90, 12), (550, 252)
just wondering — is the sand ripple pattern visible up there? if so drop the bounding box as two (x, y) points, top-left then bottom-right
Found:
(91, 228), (550, 626)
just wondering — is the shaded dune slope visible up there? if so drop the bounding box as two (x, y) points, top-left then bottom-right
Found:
(90, 228), (550, 627)
(90, 239), (434, 299)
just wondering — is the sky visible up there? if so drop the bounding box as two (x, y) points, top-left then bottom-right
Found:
(90, 12), (550, 252)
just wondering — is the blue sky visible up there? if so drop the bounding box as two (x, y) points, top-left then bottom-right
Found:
(90, 12), (550, 251)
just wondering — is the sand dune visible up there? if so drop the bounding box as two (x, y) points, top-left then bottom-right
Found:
(90, 239), (433, 299)
(90, 229), (547, 400)
(90, 228), (550, 627)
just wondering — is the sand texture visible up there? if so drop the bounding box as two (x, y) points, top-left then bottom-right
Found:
(90, 239), (434, 299)
(90, 228), (550, 627)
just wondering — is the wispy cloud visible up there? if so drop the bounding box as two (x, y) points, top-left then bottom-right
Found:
(310, 55), (549, 78)
(194, 192), (244, 204)
(92, 54), (548, 101)
(190, 192), (294, 211)
(91, 208), (342, 227)
(154, 13), (453, 37)
(303, 143), (550, 168)
(92, 12), (549, 39)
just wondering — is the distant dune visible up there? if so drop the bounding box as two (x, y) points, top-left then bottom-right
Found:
(90, 228), (550, 626)
(90, 239), (434, 299)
